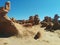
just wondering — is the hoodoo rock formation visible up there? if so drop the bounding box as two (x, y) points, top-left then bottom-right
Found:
(41, 14), (60, 31)
(1, 1), (60, 38)
(0, 1), (18, 37)
(52, 14), (60, 30)
(0, 1), (41, 38)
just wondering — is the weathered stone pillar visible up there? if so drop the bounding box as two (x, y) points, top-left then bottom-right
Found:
(34, 14), (40, 25)
(52, 14), (60, 30)
(5, 1), (10, 11)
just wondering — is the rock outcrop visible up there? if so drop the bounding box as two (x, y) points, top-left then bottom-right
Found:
(52, 14), (60, 30)
(0, 1), (18, 37)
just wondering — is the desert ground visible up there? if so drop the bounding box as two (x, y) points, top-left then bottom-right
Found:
(0, 23), (60, 45)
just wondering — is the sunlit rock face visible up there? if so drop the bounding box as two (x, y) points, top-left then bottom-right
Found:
(0, 1), (18, 37)
(0, 1), (10, 22)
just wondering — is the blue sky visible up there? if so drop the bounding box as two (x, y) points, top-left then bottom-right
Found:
(0, 0), (60, 20)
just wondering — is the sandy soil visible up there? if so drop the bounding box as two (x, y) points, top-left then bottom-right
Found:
(0, 23), (60, 45)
